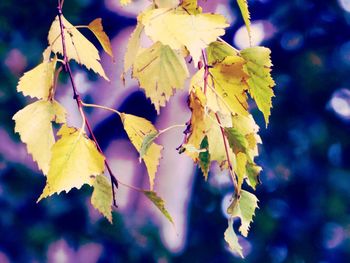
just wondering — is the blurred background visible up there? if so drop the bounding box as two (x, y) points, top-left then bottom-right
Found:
(1, 0), (350, 262)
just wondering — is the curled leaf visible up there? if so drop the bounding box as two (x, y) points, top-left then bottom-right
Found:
(88, 18), (114, 59)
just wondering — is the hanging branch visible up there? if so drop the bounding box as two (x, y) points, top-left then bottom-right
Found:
(57, 0), (118, 206)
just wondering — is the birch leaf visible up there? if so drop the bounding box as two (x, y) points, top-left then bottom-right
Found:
(224, 218), (244, 258)
(237, 0), (251, 41)
(121, 113), (163, 190)
(48, 15), (109, 80)
(207, 41), (238, 65)
(17, 58), (57, 99)
(141, 8), (229, 65)
(241, 46), (275, 125)
(124, 23), (144, 73)
(191, 55), (249, 117)
(88, 18), (113, 58)
(91, 175), (113, 223)
(13, 100), (66, 175)
(229, 189), (259, 237)
(143, 191), (174, 225)
(38, 125), (105, 201)
(133, 41), (189, 113)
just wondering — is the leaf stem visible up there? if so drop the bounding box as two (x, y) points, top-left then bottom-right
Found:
(81, 102), (121, 117)
(217, 37), (240, 53)
(159, 124), (186, 135)
(57, 3), (119, 207)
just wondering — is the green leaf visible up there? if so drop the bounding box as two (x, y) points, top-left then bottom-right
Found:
(121, 113), (162, 190)
(198, 135), (210, 179)
(241, 46), (275, 125)
(143, 191), (174, 225)
(133, 41), (189, 113)
(224, 218), (244, 258)
(13, 100), (66, 174)
(246, 162), (262, 190)
(207, 41), (238, 65)
(38, 125), (105, 201)
(224, 127), (249, 154)
(140, 131), (159, 159)
(91, 175), (113, 223)
(236, 0), (251, 41)
(228, 189), (259, 237)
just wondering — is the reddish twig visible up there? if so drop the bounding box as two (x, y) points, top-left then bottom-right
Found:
(57, 0), (118, 206)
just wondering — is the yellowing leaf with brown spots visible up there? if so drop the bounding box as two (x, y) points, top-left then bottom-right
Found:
(191, 55), (249, 117)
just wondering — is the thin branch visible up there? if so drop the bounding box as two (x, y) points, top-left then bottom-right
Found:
(215, 113), (239, 194)
(201, 47), (239, 196)
(201, 49), (209, 95)
(57, 4), (119, 206)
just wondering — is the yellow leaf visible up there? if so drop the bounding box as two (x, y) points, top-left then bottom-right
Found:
(120, 0), (132, 6)
(191, 55), (249, 117)
(17, 58), (57, 99)
(224, 218), (244, 258)
(184, 87), (234, 169)
(226, 114), (263, 189)
(241, 46), (275, 125)
(155, 0), (179, 8)
(124, 23), (144, 73)
(228, 190), (259, 237)
(141, 8), (229, 65)
(121, 113), (163, 190)
(88, 18), (114, 58)
(133, 41), (189, 113)
(48, 15), (109, 80)
(13, 100), (66, 175)
(38, 125), (105, 201)
(91, 175), (113, 223)
(236, 0), (251, 42)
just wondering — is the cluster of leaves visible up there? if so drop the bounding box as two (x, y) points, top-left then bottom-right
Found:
(13, 0), (275, 257)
